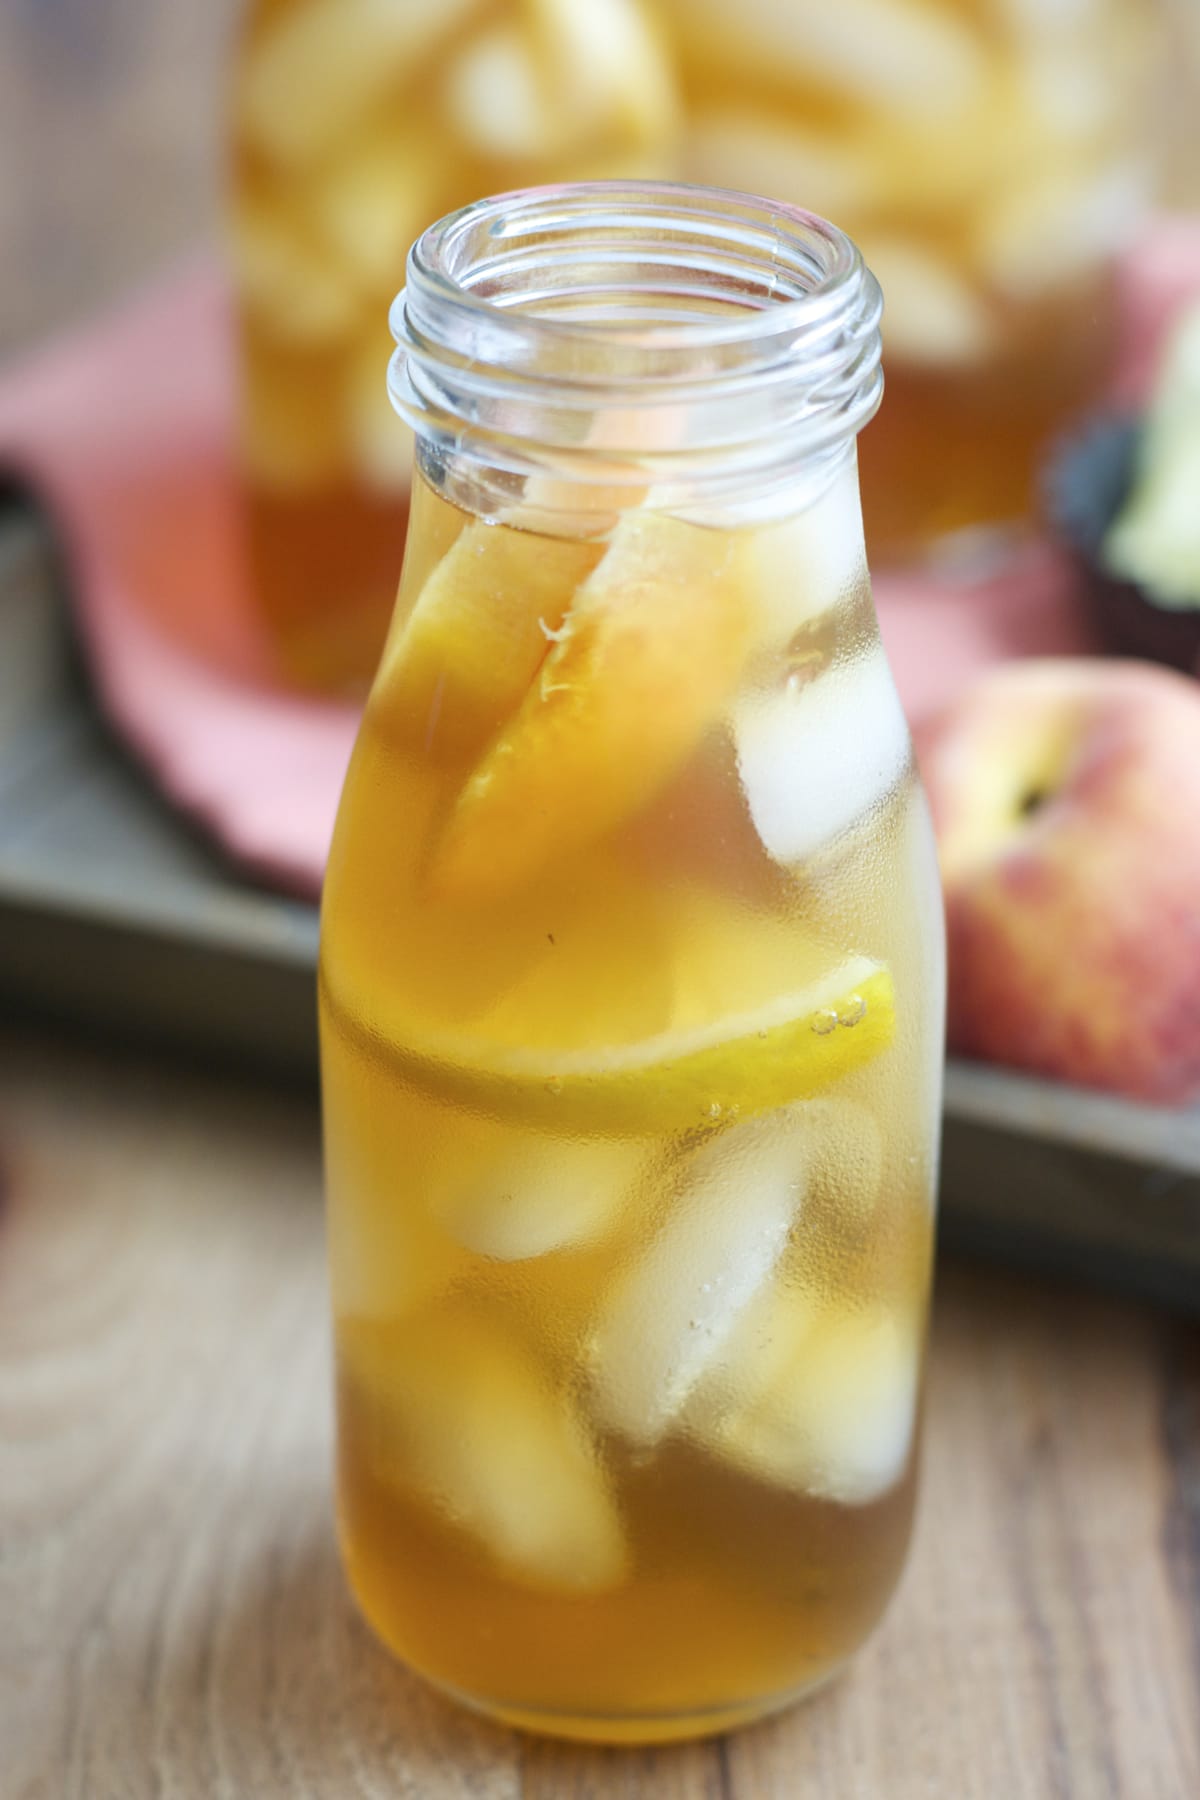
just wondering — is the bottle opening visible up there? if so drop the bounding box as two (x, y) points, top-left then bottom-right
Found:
(390, 181), (883, 517)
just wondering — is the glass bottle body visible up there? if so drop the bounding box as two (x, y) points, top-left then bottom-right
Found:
(318, 185), (945, 1742)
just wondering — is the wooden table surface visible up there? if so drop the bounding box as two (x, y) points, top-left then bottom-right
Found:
(1, 1032), (1198, 1800)
(1, 3), (1199, 1796)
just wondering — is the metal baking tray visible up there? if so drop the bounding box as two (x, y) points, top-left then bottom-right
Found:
(1, 498), (1196, 1308)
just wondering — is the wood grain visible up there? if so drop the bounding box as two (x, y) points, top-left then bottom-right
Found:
(1, 1031), (1198, 1799)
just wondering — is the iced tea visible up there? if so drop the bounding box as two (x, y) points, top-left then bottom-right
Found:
(319, 183), (944, 1736)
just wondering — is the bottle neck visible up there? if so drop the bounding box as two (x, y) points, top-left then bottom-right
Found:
(389, 182), (882, 527)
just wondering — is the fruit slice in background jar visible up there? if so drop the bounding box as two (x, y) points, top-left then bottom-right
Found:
(444, 0), (676, 162)
(311, 117), (440, 294)
(667, 0), (986, 121)
(229, 184), (363, 345)
(858, 238), (995, 370)
(427, 513), (756, 900)
(237, 0), (484, 169)
(339, 1307), (629, 1594)
(685, 109), (877, 221)
(971, 155), (1151, 300)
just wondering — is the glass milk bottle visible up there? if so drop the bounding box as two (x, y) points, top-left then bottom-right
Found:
(319, 182), (946, 1743)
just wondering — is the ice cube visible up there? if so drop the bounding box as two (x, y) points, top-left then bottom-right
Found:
(804, 1096), (885, 1222)
(748, 457), (870, 646)
(434, 1137), (646, 1262)
(229, 189), (361, 346)
(342, 1309), (629, 1593)
(238, 0), (481, 168)
(685, 108), (877, 219)
(685, 1275), (822, 1425)
(735, 644), (911, 870)
(703, 1296), (922, 1503)
(588, 1116), (810, 1444)
(326, 1190), (459, 1323)
(866, 237), (995, 368)
(669, 0), (987, 119)
(973, 157), (1152, 298)
(322, 1049), (462, 1320)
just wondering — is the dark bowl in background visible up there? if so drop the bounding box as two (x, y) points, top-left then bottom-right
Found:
(1044, 413), (1200, 675)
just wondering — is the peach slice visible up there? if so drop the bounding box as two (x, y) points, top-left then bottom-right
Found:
(377, 520), (603, 762)
(428, 512), (756, 900)
(229, 186), (362, 347)
(312, 118), (439, 294)
(237, 0), (482, 169)
(444, 0), (675, 162)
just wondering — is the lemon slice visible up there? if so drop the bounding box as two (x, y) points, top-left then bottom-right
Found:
(377, 519), (602, 761)
(326, 953), (894, 1135)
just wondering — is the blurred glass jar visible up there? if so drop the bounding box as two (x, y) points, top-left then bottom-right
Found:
(660, 0), (1161, 564)
(228, 0), (680, 692)
(229, 0), (1158, 692)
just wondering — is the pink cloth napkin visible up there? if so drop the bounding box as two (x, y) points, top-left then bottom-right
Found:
(0, 263), (357, 896)
(0, 224), (1196, 900)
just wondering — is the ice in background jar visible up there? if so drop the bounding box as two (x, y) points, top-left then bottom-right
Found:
(318, 184), (946, 1742)
(663, 0), (1160, 560)
(228, 0), (1158, 691)
(228, 0), (680, 691)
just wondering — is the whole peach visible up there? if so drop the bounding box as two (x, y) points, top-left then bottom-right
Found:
(916, 659), (1200, 1103)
